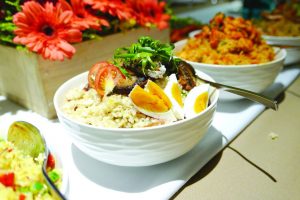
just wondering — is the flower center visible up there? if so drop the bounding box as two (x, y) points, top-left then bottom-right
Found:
(37, 0), (58, 4)
(41, 25), (54, 36)
(77, 13), (84, 18)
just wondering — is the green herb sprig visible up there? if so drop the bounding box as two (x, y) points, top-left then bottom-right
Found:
(113, 36), (179, 77)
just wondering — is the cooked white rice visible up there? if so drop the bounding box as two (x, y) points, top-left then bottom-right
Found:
(63, 87), (165, 128)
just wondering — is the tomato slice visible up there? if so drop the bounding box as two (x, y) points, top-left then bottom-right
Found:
(94, 64), (125, 97)
(0, 172), (14, 187)
(88, 61), (111, 88)
(46, 153), (56, 170)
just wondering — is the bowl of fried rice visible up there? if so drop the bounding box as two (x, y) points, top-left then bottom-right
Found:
(0, 124), (68, 200)
(253, 2), (300, 65)
(175, 13), (286, 100)
(254, 2), (300, 46)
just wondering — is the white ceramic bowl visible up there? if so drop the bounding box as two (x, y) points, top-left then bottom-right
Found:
(284, 47), (300, 65)
(174, 39), (287, 100)
(53, 70), (219, 167)
(263, 35), (300, 47)
(263, 35), (300, 65)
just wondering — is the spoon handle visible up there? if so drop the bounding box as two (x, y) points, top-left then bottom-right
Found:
(43, 149), (67, 200)
(197, 76), (278, 110)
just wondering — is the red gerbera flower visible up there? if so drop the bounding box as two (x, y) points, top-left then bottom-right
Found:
(13, 1), (82, 61)
(127, 0), (170, 30)
(68, 0), (109, 30)
(84, 0), (134, 21)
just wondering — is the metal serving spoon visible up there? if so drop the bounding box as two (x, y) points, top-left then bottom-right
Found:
(196, 76), (278, 110)
(7, 121), (66, 200)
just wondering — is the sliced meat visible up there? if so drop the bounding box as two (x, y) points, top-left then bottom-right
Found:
(177, 61), (197, 91)
(112, 76), (148, 95)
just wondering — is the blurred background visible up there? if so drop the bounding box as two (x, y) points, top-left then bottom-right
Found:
(169, 0), (280, 22)
(169, 0), (300, 43)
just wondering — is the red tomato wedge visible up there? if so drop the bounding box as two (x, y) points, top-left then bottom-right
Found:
(88, 61), (125, 97)
(46, 153), (56, 170)
(88, 61), (108, 89)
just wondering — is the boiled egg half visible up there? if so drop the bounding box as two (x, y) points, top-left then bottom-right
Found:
(184, 84), (210, 119)
(164, 74), (184, 120)
(129, 80), (177, 122)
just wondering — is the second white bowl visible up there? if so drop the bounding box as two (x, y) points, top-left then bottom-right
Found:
(174, 39), (286, 100)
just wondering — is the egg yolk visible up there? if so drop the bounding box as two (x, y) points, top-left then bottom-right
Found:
(172, 83), (184, 107)
(129, 80), (172, 112)
(194, 91), (208, 113)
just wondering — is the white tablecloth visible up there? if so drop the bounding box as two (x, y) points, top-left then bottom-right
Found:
(0, 66), (299, 200)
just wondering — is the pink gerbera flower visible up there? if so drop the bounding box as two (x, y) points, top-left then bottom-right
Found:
(13, 1), (82, 61)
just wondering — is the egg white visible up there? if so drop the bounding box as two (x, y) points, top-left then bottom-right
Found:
(184, 84), (210, 119)
(134, 106), (177, 122)
(164, 74), (185, 120)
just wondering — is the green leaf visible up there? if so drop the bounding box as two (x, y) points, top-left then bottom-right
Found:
(0, 22), (16, 32)
(0, 33), (15, 45)
(4, 0), (21, 11)
(5, 16), (14, 21)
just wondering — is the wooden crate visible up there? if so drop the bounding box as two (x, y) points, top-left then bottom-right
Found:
(0, 28), (170, 118)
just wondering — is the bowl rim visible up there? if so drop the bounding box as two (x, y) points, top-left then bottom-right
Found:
(174, 39), (287, 69)
(262, 34), (300, 40)
(262, 35), (300, 47)
(187, 29), (300, 41)
(188, 29), (300, 44)
(53, 70), (219, 133)
(49, 146), (69, 195)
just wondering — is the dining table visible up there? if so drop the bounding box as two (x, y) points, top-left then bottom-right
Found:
(1, 1), (300, 199)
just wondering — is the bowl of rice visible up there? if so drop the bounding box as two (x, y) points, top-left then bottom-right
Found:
(253, 2), (300, 46)
(175, 13), (286, 100)
(54, 68), (219, 166)
(252, 2), (300, 65)
(0, 124), (68, 200)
